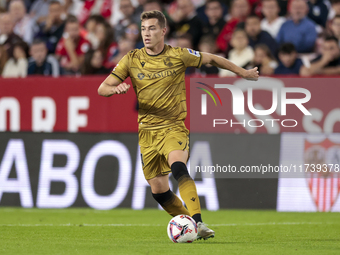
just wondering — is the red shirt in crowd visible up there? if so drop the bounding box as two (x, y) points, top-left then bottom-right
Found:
(55, 35), (91, 67)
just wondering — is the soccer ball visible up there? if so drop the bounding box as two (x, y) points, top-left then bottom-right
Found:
(167, 215), (198, 243)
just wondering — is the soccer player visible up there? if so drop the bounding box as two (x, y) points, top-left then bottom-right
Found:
(98, 10), (259, 240)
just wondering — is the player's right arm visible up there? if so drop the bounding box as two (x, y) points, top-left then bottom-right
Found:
(98, 53), (131, 97)
(98, 75), (130, 97)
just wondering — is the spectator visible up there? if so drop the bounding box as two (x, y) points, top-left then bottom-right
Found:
(82, 49), (110, 75)
(77, 0), (113, 26)
(216, 0), (250, 52)
(170, 0), (203, 49)
(28, 39), (59, 77)
(2, 41), (28, 78)
(125, 23), (144, 49)
(9, 0), (34, 44)
(261, 0), (286, 39)
(55, 15), (91, 75)
(34, 1), (65, 54)
(110, 36), (134, 66)
(196, 0), (228, 25)
(328, 0), (340, 20)
(84, 15), (106, 50)
(220, 29), (254, 76)
(29, 0), (52, 24)
(330, 15), (340, 47)
(202, 0), (226, 40)
(0, 45), (8, 75)
(94, 20), (118, 69)
(198, 36), (220, 75)
(250, 44), (278, 75)
(245, 15), (278, 56)
(276, 0), (317, 53)
(275, 43), (304, 74)
(300, 36), (340, 76)
(308, 0), (329, 28)
(114, 0), (141, 41)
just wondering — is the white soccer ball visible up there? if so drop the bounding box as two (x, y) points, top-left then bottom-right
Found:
(167, 215), (198, 243)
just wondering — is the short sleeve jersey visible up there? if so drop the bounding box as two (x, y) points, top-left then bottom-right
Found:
(111, 44), (202, 127)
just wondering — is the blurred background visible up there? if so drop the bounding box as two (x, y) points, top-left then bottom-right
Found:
(0, 0), (340, 213)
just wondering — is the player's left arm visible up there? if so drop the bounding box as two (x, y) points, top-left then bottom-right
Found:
(201, 52), (259, 81)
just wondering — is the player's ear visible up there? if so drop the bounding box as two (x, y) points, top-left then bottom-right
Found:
(162, 26), (167, 36)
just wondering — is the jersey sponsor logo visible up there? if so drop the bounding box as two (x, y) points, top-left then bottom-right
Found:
(187, 48), (200, 57)
(163, 57), (173, 67)
(146, 70), (177, 79)
(137, 73), (145, 80)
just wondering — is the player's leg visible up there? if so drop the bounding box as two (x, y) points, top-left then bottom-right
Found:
(168, 150), (201, 222)
(168, 150), (215, 240)
(147, 174), (190, 217)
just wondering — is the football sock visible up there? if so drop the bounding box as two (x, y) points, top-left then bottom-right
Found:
(171, 161), (202, 220)
(192, 213), (202, 223)
(152, 189), (190, 217)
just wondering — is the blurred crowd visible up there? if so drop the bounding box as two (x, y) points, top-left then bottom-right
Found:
(1, 0), (340, 78)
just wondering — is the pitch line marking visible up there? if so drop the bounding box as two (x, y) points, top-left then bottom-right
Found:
(0, 222), (329, 227)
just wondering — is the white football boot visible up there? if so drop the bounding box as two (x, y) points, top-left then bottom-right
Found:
(196, 222), (215, 240)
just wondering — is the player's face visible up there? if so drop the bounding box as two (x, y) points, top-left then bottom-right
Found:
(141, 18), (166, 49)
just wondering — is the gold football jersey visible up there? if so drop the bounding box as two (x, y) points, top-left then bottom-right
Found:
(111, 44), (202, 128)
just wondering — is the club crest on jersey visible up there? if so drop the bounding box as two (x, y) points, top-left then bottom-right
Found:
(163, 57), (173, 67)
(137, 73), (145, 80)
(187, 48), (200, 57)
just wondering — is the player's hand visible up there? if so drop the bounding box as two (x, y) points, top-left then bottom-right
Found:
(241, 67), (259, 81)
(113, 83), (130, 94)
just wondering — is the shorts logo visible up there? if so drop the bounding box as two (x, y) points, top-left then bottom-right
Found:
(178, 141), (183, 145)
(187, 48), (200, 57)
(137, 73), (145, 80)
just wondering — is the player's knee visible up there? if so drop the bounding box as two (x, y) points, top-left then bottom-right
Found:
(171, 161), (189, 181)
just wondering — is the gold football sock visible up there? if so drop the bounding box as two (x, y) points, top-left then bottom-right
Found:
(177, 175), (201, 217)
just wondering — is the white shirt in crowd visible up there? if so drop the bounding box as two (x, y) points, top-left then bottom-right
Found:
(219, 46), (254, 77)
(261, 17), (286, 39)
(2, 58), (28, 78)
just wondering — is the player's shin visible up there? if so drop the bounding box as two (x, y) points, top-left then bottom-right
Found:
(152, 189), (190, 217)
(171, 161), (202, 223)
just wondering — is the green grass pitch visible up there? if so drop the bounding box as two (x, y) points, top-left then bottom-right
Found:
(0, 208), (339, 255)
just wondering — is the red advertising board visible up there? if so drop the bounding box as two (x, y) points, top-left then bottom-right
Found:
(0, 77), (339, 133)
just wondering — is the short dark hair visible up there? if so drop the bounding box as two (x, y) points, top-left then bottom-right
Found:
(206, 0), (222, 6)
(141, 10), (166, 28)
(31, 38), (46, 46)
(246, 14), (261, 21)
(324, 35), (339, 44)
(278, 43), (296, 54)
(49, 0), (61, 6)
(65, 14), (78, 24)
(261, 0), (279, 5)
(330, 0), (340, 5)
